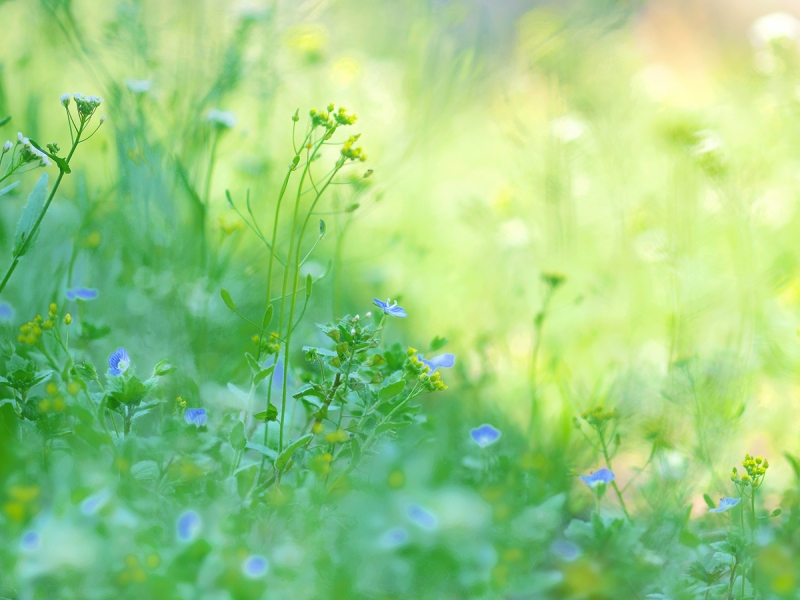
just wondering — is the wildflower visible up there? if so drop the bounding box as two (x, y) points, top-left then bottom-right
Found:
(341, 134), (366, 161)
(378, 527), (409, 549)
(176, 510), (202, 542)
(407, 504), (438, 530)
(64, 314), (72, 325)
(2, 141), (11, 152)
(470, 424), (502, 448)
(66, 287), (99, 301)
(709, 497), (741, 513)
(242, 555), (269, 579)
(20, 531), (40, 551)
(184, 408), (207, 427)
(72, 94), (103, 120)
(418, 353), (456, 372)
(0, 302), (12, 321)
(108, 348), (131, 376)
(373, 298), (407, 318)
(207, 109), (236, 129)
(81, 488), (111, 515)
(578, 468), (615, 488)
(60, 93), (70, 107)
(125, 79), (152, 94)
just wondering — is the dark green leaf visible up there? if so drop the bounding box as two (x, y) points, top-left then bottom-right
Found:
(275, 434), (313, 470)
(305, 274), (312, 300)
(430, 336), (448, 352)
(702, 494), (715, 509)
(379, 380), (406, 402)
(253, 403), (278, 422)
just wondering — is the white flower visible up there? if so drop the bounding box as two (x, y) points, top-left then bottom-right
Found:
(17, 132), (24, 143)
(2, 141), (11, 152)
(60, 93), (70, 107)
(125, 79), (152, 94)
(207, 109), (236, 128)
(750, 12), (800, 47)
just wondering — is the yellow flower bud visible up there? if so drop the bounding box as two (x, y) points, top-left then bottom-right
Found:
(49, 303), (57, 313)
(64, 313), (72, 325)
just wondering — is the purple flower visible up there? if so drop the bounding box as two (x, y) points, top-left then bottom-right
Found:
(177, 510), (202, 542)
(709, 497), (741, 513)
(373, 298), (407, 318)
(407, 504), (438, 530)
(108, 348), (130, 376)
(0, 302), (13, 321)
(66, 288), (99, 301)
(470, 424), (501, 448)
(578, 468), (615, 488)
(184, 408), (207, 427)
(242, 555), (269, 578)
(418, 353), (455, 372)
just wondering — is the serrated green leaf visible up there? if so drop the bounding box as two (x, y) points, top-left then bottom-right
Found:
(220, 288), (237, 313)
(275, 434), (313, 470)
(379, 380), (406, 402)
(130, 460), (159, 483)
(13, 172), (48, 256)
(230, 421), (247, 451)
(253, 364), (275, 386)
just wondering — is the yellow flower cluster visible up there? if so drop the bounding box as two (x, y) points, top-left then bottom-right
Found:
(581, 405), (617, 428)
(17, 314), (43, 345)
(310, 452), (333, 476)
(39, 381), (66, 414)
(325, 429), (349, 444)
(731, 454), (769, 488)
(341, 135), (367, 162)
(3, 485), (40, 522)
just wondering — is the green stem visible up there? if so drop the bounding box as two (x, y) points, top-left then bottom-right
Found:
(599, 430), (632, 522)
(0, 123), (84, 296)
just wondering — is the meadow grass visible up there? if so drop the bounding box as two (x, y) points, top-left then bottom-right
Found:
(2, 1), (800, 598)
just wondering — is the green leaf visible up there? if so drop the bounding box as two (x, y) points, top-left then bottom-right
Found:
(253, 403), (278, 422)
(168, 539), (212, 583)
(220, 288), (237, 313)
(245, 352), (260, 374)
(379, 380), (406, 402)
(253, 364), (275, 386)
(262, 304), (273, 330)
(0, 115), (10, 127)
(293, 384), (326, 400)
(375, 421), (412, 435)
(225, 189), (235, 208)
(246, 442), (278, 461)
(430, 336), (448, 352)
(230, 421), (247, 451)
(130, 460), (160, 483)
(27, 139), (70, 173)
(305, 273), (312, 300)
(73, 423), (113, 448)
(0, 181), (20, 197)
(151, 359), (176, 378)
(785, 452), (800, 482)
(319, 219), (326, 238)
(771, 508), (782, 517)
(275, 434), (313, 470)
(13, 172), (48, 256)
(702, 494), (716, 509)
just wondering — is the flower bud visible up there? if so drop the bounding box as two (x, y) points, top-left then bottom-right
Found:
(2, 141), (11, 152)
(64, 314), (72, 325)
(60, 93), (70, 107)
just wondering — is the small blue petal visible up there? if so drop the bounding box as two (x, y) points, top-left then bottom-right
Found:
(550, 539), (580, 562)
(578, 468), (615, 488)
(81, 489), (111, 515)
(407, 504), (438, 530)
(470, 424), (501, 448)
(184, 408), (207, 427)
(20, 531), (40, 551)
(419, 353), (456, 372)
(378, 527), (409, 549)
(0, 302), (13, 321)
(373, 298), (407, 318)
(108, 348), (130, 376)
(177, 510), (202, 542)
(709, 497), (741, 513)
(242, 555), (269, 578)
(67, 288), (99, 301)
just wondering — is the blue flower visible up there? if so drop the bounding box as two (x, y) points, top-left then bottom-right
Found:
(184, 408), (207, 427)
(709, 497), (741, 513)
(177, 510), (202, 542)
(550, 539), (580, 562)
(20, 531), (40, 551)
(66, 288), (99, 301)
(470, 424), (501, 448)
(378, 527), (409, 549)
(578, 468), (615, 488)
(407, 504), (438, 530)
(418, 353), (456, 372)
(108, 348), (130, 376)
(0, 302), (13, 321)
(81, 488), (111, 515)
(242, 555), (269, 579)
(373, 298), (407, 318)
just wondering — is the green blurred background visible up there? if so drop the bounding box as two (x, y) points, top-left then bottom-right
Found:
(4, 0), (800, 594)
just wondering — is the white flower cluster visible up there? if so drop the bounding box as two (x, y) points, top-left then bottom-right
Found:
(70, 93), (104, 120)
(16, 132), (51, 167)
